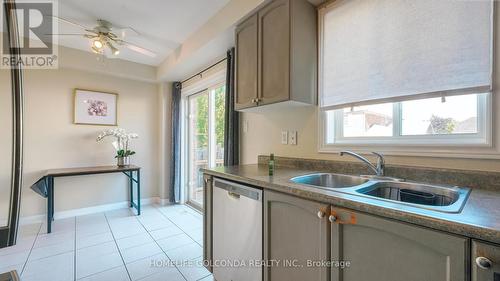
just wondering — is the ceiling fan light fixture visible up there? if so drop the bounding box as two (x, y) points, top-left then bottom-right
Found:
(91, 45), (103, 54)
(92, 39), (104, 49)
(107, 42), (120, 56)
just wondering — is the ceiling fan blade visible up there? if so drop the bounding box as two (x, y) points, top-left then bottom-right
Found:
(115, 27), (140, 39)
(125, 43), (156, 57)
(49, 15), (90, 31)
(45, 33), (86, 36)
(116, 40), (157, 57)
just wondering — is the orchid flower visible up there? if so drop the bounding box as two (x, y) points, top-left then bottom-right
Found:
(96, 128), (139, 157)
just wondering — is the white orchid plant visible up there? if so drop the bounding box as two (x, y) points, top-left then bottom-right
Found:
(96, 128), (139, 158)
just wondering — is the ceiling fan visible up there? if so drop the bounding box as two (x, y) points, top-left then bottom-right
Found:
(50, 17), (157, 58)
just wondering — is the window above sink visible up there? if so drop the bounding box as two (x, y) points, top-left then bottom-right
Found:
(322, 93), (491, 147)
(317, 0), (498, 158)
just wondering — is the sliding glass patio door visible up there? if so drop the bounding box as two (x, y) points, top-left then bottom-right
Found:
(187, 84), (225, 209)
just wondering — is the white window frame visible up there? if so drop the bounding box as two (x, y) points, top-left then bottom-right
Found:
(318, 94), (493, 157)
(317, 2), (497, 158)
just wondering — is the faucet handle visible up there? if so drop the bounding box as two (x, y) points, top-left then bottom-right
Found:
(371, 152), (385, 175)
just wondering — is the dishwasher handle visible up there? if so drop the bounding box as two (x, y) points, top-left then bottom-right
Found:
(227, 192), (241, 199)
(214, 179), (262, 201)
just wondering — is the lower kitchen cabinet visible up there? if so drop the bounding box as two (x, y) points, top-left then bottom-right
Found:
(264, 190), (330, 281)
(330, 207), (469, 281)
(472, 240), (500, 281)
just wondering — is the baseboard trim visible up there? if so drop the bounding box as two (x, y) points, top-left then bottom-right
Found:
(157, 198), (173, 206)
(19, 196), (162, 225)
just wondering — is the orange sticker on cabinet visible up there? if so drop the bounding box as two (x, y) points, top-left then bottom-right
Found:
(331, 209), (357, 225)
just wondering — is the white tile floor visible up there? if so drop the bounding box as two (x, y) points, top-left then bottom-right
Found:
(0, 204), (213, 281)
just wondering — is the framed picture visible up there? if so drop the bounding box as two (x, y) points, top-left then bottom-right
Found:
(74, 89), (118, 126)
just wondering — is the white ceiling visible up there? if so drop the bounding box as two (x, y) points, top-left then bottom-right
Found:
(49, 0), (231, 66)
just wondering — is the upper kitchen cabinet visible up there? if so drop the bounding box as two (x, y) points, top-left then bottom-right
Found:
(235, 0), (317, 111)
(235, 14), (259, 109)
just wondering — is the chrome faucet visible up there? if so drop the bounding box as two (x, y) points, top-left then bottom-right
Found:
(340, 151), (385, 176)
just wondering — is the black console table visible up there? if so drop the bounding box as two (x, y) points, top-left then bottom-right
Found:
(31, 165), (141, 233)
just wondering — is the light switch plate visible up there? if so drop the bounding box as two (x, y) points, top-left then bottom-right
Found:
(281, 131), (288, 145)
(290, 131), (297, 145)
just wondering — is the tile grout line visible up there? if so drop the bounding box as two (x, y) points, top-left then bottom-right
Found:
(73, 213), (127, 280)
(175, 205), (204, 247)
(133, 208), (189, 281)
(154, 205), (210, 281)
(157, 206), (204, 248)
(104, 212), (133, 281)
(180, 206), (214, 281)
(20, 222), (43, 276)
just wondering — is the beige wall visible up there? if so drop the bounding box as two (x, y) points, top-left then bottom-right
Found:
(240, 106), (500, 172)
(0, 67), (161, 220)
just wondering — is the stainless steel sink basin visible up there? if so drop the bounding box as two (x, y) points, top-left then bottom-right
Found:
(356, 181), (470, 213)
(290, 173), (369, 189)
(290, 173), (471, 213)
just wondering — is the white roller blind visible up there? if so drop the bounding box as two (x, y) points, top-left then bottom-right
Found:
(320, 0), (493, 110)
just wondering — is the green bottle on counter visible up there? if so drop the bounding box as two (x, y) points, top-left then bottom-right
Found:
(269, 153), (275, 176)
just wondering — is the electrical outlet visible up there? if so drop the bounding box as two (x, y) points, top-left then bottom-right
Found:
(290, 131), (297, 145)
(281, 131), (288, 145)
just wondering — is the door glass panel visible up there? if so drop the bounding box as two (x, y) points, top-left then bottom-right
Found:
(0, 69), (12, 227)
(187, 84), (226, 208)
(214, 85), (226, 168)
(188, 92), (209, 207)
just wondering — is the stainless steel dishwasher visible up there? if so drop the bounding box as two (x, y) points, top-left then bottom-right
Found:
(212, 178), (262, 281)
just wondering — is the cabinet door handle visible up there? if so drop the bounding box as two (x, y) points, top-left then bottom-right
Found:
(317, 211), (326, 219)
(329, 215), (337, 223)
(476, 257), (492, 269)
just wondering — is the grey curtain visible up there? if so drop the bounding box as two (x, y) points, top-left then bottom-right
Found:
(224, 48), (239, 166)
(170, 82), (182, 203)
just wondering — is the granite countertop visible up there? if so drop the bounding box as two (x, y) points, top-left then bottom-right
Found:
(203, 164), (500, 245)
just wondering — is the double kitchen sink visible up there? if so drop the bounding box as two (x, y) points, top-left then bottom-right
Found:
(290, 173), (471, 213)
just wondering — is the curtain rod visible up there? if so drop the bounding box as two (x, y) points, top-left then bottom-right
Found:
(181, 57), (227, 84)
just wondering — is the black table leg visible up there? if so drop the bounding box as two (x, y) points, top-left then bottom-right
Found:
(51, 177), (54, 222)
(123, 169), (141, 216)
(136, 169), (141, 215)
(47, 176), (54, 233)
(129, 171), (133, 208)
